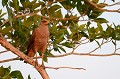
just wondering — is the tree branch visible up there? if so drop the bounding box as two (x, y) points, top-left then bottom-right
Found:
(0, 37), (50, 79)
(47, 52), (120, 58)
(107, 1), (120, 6)
(45, 66), (86, 70)
(88, 39), (111, 54)
(0, 52), (120, 63)
(87, 0), (120, 13)
(0, 50), (9, 54)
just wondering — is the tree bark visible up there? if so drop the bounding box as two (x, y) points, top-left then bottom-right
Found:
(0, 37), (50, 79)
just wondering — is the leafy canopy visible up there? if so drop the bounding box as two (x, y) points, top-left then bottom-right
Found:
(0, 0), (120, 59)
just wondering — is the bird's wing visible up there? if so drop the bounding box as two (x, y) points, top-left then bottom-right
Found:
(26, 31), (36, 55)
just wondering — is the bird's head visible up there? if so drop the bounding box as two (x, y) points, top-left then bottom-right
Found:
(41, 19), (49, 25)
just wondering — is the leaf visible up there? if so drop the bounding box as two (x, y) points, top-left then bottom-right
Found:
(52, 9), (63, 18)
(1, 26), (12, 34)
(30, 0), (40, 10)
(116, 36), (120, 40)
(2, 0), (8, 7)
(6, 6), (13, 26)
(0, 66), (11, 78)
(53, 44), (59, 51)
(47, 52), (54, 56)
(50, 24), (57, 34)
(111, 31), (116, 39)
(0, 66), (6, 77)
(88, 27), (96, 41)
(71, 32), (82, 41)
(96, 23), (103, 33)
(48, 5), (62, 18)
(10, 71), (24, 79)
(95, 40), (101, 48)
(20, 0), (25, 3)
(9, 1), (14, 8)
(78, 24), (86, 31)
(77, 1), (83, 14)
(105, 25), (114, 38)
(0, 13), (7, 18)
(13, 0), (19, 11)
(111, 0), (115, 2)
(43, 56), (48, 63)
(89, 10), (103, 19)
(53, 44), (62, 53)
(62, 42), (73, 48)
(31, 3), (41, 10)
(48, 4), (61, 13)
(60, 0), (74, 10)
(94, 18), (108, 23)
(41, 8), (47, 16)
(55, 33), (64, 44)
(81, 32), (88, 38)
(58, 46), (66, 53)
(0, 9), (2, 14)
(30, 0), (37, 5)
(21, 1), (30, 8)
(28, 74), (31, 79)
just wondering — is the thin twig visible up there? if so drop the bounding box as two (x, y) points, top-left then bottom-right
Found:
(87, 0), (120, 13)
(0, 57), (19, 63)
(45, 66), (86, 70)
(88, 39), (111, 53)
(107, 1), (120, 6)
(47, 52), (120, 58)
(0, 50), (9, 54)
(113, 40), (117, 53)
(115, 48), (120, 51)
(72, 39), (89, 53)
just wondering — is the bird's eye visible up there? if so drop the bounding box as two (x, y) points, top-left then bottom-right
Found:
(43, 21), (47, 22)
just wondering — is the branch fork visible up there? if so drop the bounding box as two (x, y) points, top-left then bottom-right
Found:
(0, 37), (50, 79)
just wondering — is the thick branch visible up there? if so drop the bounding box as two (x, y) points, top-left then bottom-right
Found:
(0, 37), (50, 79)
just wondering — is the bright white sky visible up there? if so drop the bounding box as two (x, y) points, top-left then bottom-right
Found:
(0, 0), (120, 79)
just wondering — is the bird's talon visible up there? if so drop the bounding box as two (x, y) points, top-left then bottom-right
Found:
(35, 60), (38, 67)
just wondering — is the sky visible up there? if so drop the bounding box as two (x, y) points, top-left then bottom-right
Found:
(0, 0), (120, 79)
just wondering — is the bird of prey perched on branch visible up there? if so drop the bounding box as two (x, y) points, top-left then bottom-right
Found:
(26, 19), (49, 66)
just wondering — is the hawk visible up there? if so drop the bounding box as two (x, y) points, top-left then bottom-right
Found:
(26, 19), (49, 66)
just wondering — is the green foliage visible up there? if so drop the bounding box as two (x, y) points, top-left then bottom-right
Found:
(0, 0), (119, 78)
(0, 66), (26, 79)
(2, 0), (8, 7)
(28, 75), (31, 79)
(10, 71), (23, 79)
(48, 4), (62, 18)
(94, 18), (108, 23)
(0, 0), (120, 56)
(6, 6), (13, 26)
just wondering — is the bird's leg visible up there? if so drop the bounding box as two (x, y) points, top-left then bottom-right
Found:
(41, 53), (45, 68)
(35, 52), (38, 67)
